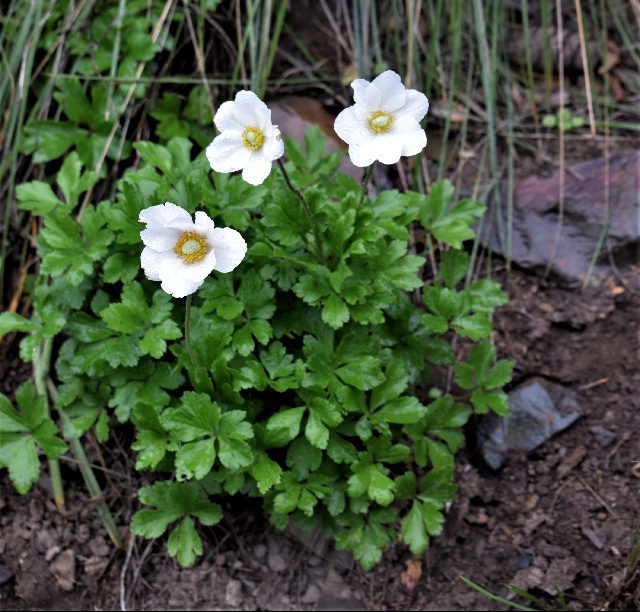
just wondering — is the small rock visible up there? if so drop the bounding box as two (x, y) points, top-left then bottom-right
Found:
(0, 565), (13, 586)
(49, 549), (75, 592)
(253, 543), (267, 560)
(477, 378), (582, 470)
(267, 537), (287, 573)
(589, 425), (617, 448)
(301, 583), (321, 604)
(225, 579), (243, 608)
(581, 524), (607, 549)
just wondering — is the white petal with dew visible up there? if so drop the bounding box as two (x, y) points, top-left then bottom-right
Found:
(214, 100), (246, 132)
(140, 226), (180, 251)
(401, 89), (429, 122)
(333, 106), (360, 143)
(210, 227), (248, 273)
(232, 90), (263, 125)
(139, 202), (192, 227)
(351, 79), (370, 105)
(242, 155), (273, 186)
(140, 247), (164, 281)
(206, 132), (252, 173)
(370, 71), (406, 111)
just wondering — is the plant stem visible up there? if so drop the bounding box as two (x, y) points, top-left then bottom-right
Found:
(185, 294), (198, 367)
(277, 159), (326, 265)
(46, 378), (124, 550)
(34, 338), (65, 511)
(357, 163), (375, 211)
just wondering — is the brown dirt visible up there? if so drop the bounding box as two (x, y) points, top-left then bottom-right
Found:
(1, 261), (638, 611)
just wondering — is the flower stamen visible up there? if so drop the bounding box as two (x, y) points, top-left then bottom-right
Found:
(174, 231), (208, 263)
(368, 110), (393, 133)
(242, 126), (265, 151)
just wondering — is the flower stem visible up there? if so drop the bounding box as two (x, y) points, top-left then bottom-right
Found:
(357, 164), (375, 212)
(185, 294), (198, 368)
(277, 159), (326, 265)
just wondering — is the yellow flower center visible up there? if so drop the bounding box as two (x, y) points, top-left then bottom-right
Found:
(368, 110), (394, 133)
(174, 230), (208, 264)
(242, 126), (265, 151)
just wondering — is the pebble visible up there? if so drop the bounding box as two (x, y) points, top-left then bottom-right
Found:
(302, 583), (321, 604)
(225, 579), (243, 608)
(589, 425), (617, 448)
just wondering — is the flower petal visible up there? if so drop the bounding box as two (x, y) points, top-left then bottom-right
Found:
(206, 132), (252, 173)
(260, 130), (285, 162)
(140, 247), (164, 281)
(394, 115), (427, 157)
(209, 227), (247, 273)
(139, 202), (192, 227)
(351, 79), (371, 106)
(370, 70), (406, 111)
(214, 100), (246, 132)
(140, 226), (180, 251)
(334, 106), (360, 144)
(401, 89), (429, 122)
(371, 132), (404, 165)
(347, 129), (378, 167)
(232, 90), (264, 125)
(241, 155), (273, 186)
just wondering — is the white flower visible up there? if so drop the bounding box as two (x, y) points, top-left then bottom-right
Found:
(334, 70), (429, 167)
(206, 90), (284, 186)
(139, 203), (247, 298)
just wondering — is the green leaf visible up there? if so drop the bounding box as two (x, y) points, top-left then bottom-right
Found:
(218, 437), (254, 470)
(16, 181), (63, 214)
(175, 439), (216, 480)
(266, 406), (305, 442)
(286, 436), (322, 479)
(22, 120), (87, 163)
(367, 465), (396, 506)
(250, 452), (282, 494)
(57, 152), (99, 208)
(482, 359), (515, 389)
(401, 501), (429, 555)
(0, 312), (40, 335)
(420, 500), (445, 536)
(305, 409), (329, 449)
(335, 356), (384, 390)
(167, 516), (202, 568)
(0, 384), (67, 494)
(131, 404), (170, 470)
(372, 396), (427, 425)
(322, 294), (350, 329)
(439, 249), (470, 288)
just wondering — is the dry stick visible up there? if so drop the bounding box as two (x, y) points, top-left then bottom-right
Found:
(574, 0), (596, 137)
(576, 475), (620, 519)
(182, 0), (216, 119)
(544, 0), (565, 278)
(120, 535), (135, 612)
(75, 0), (175, 222)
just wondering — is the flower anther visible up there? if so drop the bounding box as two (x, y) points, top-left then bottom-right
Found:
(368, 110), (394, 133)
(242, 126), (265, 151)
(174, 231), (208, 263)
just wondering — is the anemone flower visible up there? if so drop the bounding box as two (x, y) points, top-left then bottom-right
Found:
(334, 70), (429, 167)
(206, 90), (284, 186)
(139, 203), (246, 298)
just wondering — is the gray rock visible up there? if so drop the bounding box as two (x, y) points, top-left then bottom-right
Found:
(480, 150), (639, 287)
(478, 378), (582, 469)
(589, 425), (617, 447)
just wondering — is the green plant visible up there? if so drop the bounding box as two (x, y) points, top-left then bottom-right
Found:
(0, 117), (512, 567)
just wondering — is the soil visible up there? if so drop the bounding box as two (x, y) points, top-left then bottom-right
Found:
(1, 250), (639, 611)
